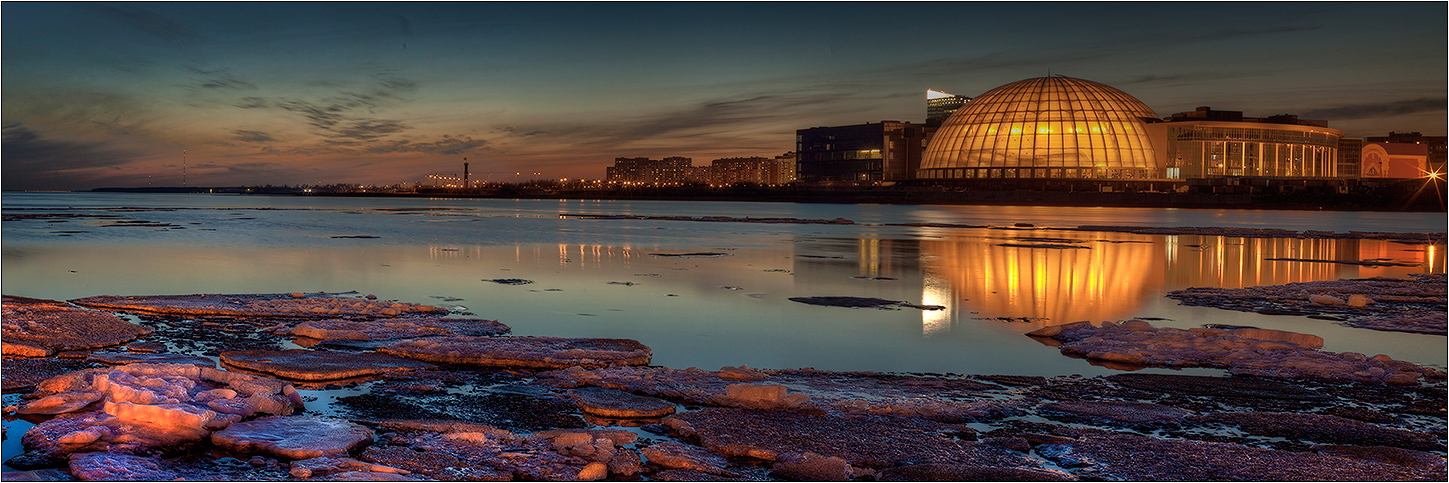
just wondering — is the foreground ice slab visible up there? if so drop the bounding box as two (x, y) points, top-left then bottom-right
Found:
(1168, 274), (1447, 335)
(220, 349), (433, 381)
(70, 293), (447, 318)
(211, 416), (374, 460)
(1028, 320), (1445, 384)
(17, 363), (304, 463)
(379, 336), (651, 369)
(2, 296), (151, 357)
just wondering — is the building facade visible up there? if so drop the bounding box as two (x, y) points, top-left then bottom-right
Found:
(1360, 142), (1429, 178)
(797, 122), (930, 183)
(1337, 138), (1362, 179)
(1364, 132), (1446, 176)
(1146, 108), (1342, 178)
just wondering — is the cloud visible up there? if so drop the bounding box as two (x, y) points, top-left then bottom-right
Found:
(364, 135), (489, 155)
(79, 4), (199, 43)
(1299, 98), (1447, 120)
(333, 119), (409, 141)
(263, 74), (420, 142)
(1115, 72), (1267, 87)
(233, 130), (276, 143)
(1, 122), (145, 190)
(236, 97), (268, 109)
(183, 65), (256, 90)
(499, 89), (859, 149)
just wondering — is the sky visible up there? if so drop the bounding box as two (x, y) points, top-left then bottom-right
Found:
(3, 2), (1446, 190)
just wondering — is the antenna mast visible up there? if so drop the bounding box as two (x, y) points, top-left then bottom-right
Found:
(183, 150), (187, 186)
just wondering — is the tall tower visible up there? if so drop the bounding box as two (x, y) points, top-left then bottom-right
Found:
(463, 159), (470, 188)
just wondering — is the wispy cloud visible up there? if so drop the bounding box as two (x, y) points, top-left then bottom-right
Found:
(183, 65), (256, 90)
(263, 73), (419, 142)
(232, 130), (275, 143)
(79, 3), (199, 43)
(1300, 98), (1447, 120)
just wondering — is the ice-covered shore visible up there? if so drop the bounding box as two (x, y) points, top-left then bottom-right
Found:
(3, 292), (1445, 481)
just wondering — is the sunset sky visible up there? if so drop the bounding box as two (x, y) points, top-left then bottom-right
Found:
(3, 2), (1445, 190)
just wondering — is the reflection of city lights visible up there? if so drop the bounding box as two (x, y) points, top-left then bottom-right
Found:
(921, 274), (951, 337)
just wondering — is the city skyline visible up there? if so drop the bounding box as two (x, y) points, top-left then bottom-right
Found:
(3, 2), (1446, 190)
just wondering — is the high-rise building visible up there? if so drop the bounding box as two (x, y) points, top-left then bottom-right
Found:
(926, 89), (971, 127)
(797, 121), (931, 183)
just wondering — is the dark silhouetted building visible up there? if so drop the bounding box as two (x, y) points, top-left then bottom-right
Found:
(797, 121), (931, 183)
(926, 89), (971, 127)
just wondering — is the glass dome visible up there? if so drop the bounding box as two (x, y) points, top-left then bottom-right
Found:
(920, 76), (1160, 179)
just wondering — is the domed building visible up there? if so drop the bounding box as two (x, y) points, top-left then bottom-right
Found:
(918, 76), (1161, 180)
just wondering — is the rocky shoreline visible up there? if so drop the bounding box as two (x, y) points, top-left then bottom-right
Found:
(3, 292), (1446, 481)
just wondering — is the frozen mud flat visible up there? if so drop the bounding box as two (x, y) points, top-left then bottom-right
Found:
(3, 292), (1446, 481)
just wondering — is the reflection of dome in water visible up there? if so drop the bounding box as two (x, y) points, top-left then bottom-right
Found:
(920, 76), (1159, 179)
(921, 238), (1162, 326)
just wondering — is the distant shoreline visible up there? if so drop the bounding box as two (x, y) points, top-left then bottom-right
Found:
(63, 184), (1449, 212)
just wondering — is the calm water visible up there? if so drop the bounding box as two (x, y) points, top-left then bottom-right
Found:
(3, 192), (1445, 376)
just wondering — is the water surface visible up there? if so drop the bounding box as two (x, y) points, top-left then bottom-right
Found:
(3, 192), (1445, 376)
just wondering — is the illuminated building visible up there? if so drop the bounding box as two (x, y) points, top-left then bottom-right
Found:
(605, 156), (693, 183)
(1147, 107), (1342, 178)
(917, 76), (1353, 182)
(1337, 138), (1363, 179)
(926, 89), (971, 127)
(1360, 142), (1429, 178)
(797, 121), (931, 183)
(768, 152), (797, 185)
(1364, 132), (1446, 175)
(918, 76), (1160, 180)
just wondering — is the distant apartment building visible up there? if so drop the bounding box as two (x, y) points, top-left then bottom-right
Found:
(711, 157), (771, 185)
(926, 89), (971, 127)
(796, 122), (932, 183)
(605, 156), (693, 183)
(768, 152), (797, 185)
(1364, 132), (1446, 176)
